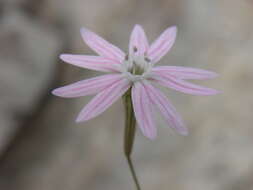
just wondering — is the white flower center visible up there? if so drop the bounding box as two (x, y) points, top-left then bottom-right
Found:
(120, 48), (152, 82)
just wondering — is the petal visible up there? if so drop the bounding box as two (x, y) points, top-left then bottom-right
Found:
(76, 78), (130, 122)
(143, 81), (188, 135)
(131, 82), (157, 139)
(60, 54), (121, 72)
(150, 73), (220, 96)
(80, 28), (125, 61)
(129, 24), (149, 56)
(52, 74), (124, 98)
(147, 26), (177, 63)
(151, 66), (218, 80)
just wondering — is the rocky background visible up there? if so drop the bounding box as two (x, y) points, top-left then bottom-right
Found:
(0, 0), (253, 190)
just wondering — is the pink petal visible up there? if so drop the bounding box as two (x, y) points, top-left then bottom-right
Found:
(60, 54), (121, 72)
(147, 26), (177, 63)
(131, 82), (157, 140)
(143, 81), (188, 135)
(151, 66), (218, 80)
(150, 73), (220, 96)
(80, 28), (125, 61)
(129, 24), (149, 56)
(52, 74), (124, 98)
(76, 79), (130, 122)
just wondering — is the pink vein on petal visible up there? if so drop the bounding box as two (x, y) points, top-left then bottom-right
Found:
(76, 78), (130, 122)
(60, 54), (121, 72)
(52, 74), (124, 98)
(129, 25), (149, 56)
(150, 73), (220, 96)
(80, 28), (125, 61)
(132, 82), (157, 139)
(151, 66), (218, 80)
(143, 81), (188, 135)
(147, 26), (177, 63)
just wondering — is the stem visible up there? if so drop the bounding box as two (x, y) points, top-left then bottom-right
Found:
(126, 156), (141, 190)
(123, 89), (141, 190)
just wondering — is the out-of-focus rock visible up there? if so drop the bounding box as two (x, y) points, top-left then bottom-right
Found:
(0, 10), (62, 154)
(1, 0), (253, 190)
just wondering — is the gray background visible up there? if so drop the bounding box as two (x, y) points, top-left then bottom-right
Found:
(0, 0), (253, 189)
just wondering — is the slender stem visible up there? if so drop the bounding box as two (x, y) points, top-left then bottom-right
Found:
(123, 89), (141, 190)
(126, 156), (141, 190)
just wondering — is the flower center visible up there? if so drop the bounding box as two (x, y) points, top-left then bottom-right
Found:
(121, 47), (152, 82)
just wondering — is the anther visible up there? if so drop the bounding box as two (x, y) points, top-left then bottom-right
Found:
(144, 57), (151, 62)
(133, 46), (138, 52)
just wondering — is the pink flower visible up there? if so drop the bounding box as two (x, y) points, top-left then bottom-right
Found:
(52, 25), (219, 139)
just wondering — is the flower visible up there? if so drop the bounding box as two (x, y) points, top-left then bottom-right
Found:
(52, 25), (219, 139)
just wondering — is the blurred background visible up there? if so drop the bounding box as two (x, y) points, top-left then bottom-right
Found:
(0, 0), (253, 189)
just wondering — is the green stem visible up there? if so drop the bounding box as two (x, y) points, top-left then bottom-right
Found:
(126, 156), (141, 190)
(123, 89), (141, 190)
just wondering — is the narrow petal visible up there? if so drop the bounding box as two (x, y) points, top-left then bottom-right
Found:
(151, 66), (218, 80)
(143, 81), (188, 135)
(147, 26), (177, 63)
(60, 54), (121, 72)
(150, 74), (220, 96)
(52, 74), (124, 98)
(132, 82), (157, 139)
(129, 24), (149, 56)
(80, 28), (125, 61)
(76, 79), (130, 122)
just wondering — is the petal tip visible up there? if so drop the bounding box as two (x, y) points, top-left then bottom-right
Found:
(75, 116), (83, 123)
(133, 24), (143, 30)
(51, 89), (60, 96)
(76, 112), (90, 123)
(179, 129), (189, 136)
(207, 89), (221, 95)
(206, 89), (222, 96)
(146, 134), (157, 140)
(167, 25), (178, 37)
(80, 27), (92, 39)
(80, 27), (89, 34)
(145, 130), (157, 140)
(214, 90), (222, 95)
(51, 89), (69, 98)
(200, 89), (221, 96)
(169, 25), (178, 32)
(51, 88), (74, 98)
(206, 71), (219, 79)
(171, 25), (178, 30)
(170, 26), (178, 36)
(59, 54), (68, 61)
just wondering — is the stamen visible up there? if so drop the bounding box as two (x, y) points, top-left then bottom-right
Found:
(121, 47), (152, 78)
(144, 57), (151, 62)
